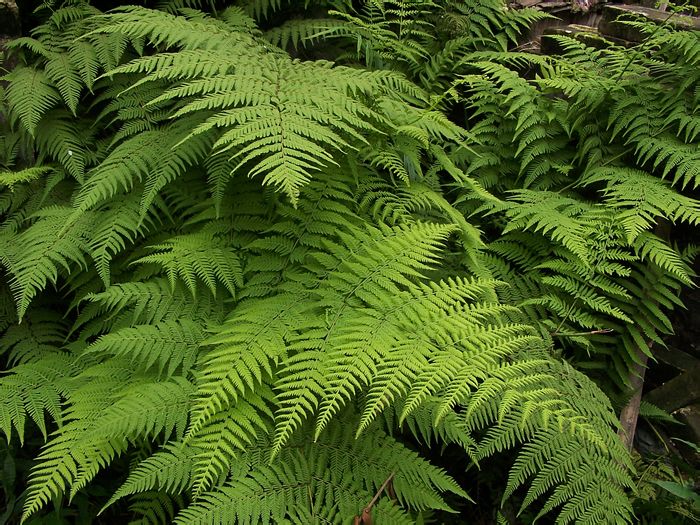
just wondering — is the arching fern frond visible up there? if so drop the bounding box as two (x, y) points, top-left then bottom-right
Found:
(82, 319), (204, 377)
(176, 416), (465, 524)
(22, 374), (194, 520)
(0, 206), (91, 319)
(134, 230), (243, 298)
(3, 67), (61, 136)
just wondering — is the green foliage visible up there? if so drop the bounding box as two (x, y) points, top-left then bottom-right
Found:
(632, 450), (700, 524)
(454, 22), (700, 387)
(0, 0), (698, 524)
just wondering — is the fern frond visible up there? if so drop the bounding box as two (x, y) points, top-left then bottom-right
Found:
(501, 191), (592, 263)
(33, 111), (88, 182)
(0, 308), (67, 365)
(0, 167), (53, 190)
(78, 277), (225, 329)
(273, 221), (456, 454)
(44, 52), (83, 113)
(89, 192), (163, 286)
(3, 67), (61, 136)
(22, 375), (193, 519)
(134, 230), (243, 298)
(0, 355), (74, 443)
(83, 319), (204, 377)
(189, 387), (274, 497)
(176, 417), (464, 524)
(1, 206), (90, 319)
(72, 118), (212, 219)
(582, 167), (700, 242)
(103, 442), (194, 511)
(188, 294), (299, 437)
(265, 18), (355, 50)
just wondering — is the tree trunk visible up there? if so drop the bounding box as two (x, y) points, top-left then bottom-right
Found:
(618, 343), (651, 450)
(0, 0), (20, 38)
(0, 0), (21, 76)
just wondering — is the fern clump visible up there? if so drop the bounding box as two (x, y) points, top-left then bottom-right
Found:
(1, 0), (698, 523)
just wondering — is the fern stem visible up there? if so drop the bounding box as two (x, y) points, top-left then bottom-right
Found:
(552, 300), (578, 335)
(550, 328), (614, 337)
(354, 471), (395, 525)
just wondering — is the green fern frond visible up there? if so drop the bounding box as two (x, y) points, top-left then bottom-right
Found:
(633, 232), (693, 285)
(45, 53), (83, 113)
(22, 375), (193, 520)
(78, 277), (225, 329)
(102, 442), (194, 512)
(501, 191), (592, 263)
(134, 230), (243, 298)
(635, 135), (700, 189)
(265, 18), (355, 50)
(33, 111), (88, 183)
(89, 192), (163, 286)
(127, 491), (184, 525)
(176, 417), (464, 524)
(1, 206), (90, 319)
(0, 308), (67, 365)
(273, 221), (456, 454)
(189, 387), (274, 497)
(188, 294), (299, 438)
(82, 319), (204, 377)
(582, 167), (700, 242)
(86, 6), (251, 51)
(0, 355), (74, 443)
(72, 119), (212, 219)
(3, 67), (61, 136)
(0, 167), (53, 190)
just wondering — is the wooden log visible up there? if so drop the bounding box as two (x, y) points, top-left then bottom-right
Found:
(623, 0), (700, 10)
(599, 4), (700, 43)
(541, 23), (631, 54)
(655, 345), (700, 372)
(645, 363), (700, 413)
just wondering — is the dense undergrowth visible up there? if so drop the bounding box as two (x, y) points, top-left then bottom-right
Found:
(0, 0), (699, 523)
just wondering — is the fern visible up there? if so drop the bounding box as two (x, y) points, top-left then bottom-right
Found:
(176, 417), (467, 524)
(134, 230), (243, 298)
(2, 68), (61, 136)
(1, 206), (91, 319)
(3, 1), (698, 524)
(82, 319), (204, 377)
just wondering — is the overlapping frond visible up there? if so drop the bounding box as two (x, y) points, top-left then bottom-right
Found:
(176, 418), (464, 525)
(4, 1), (692, 524)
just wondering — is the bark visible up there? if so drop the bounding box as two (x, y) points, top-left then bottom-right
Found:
(0, 0), (20, 37)
(0, 0), (20, 75)
(618, 343), (651, 450)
